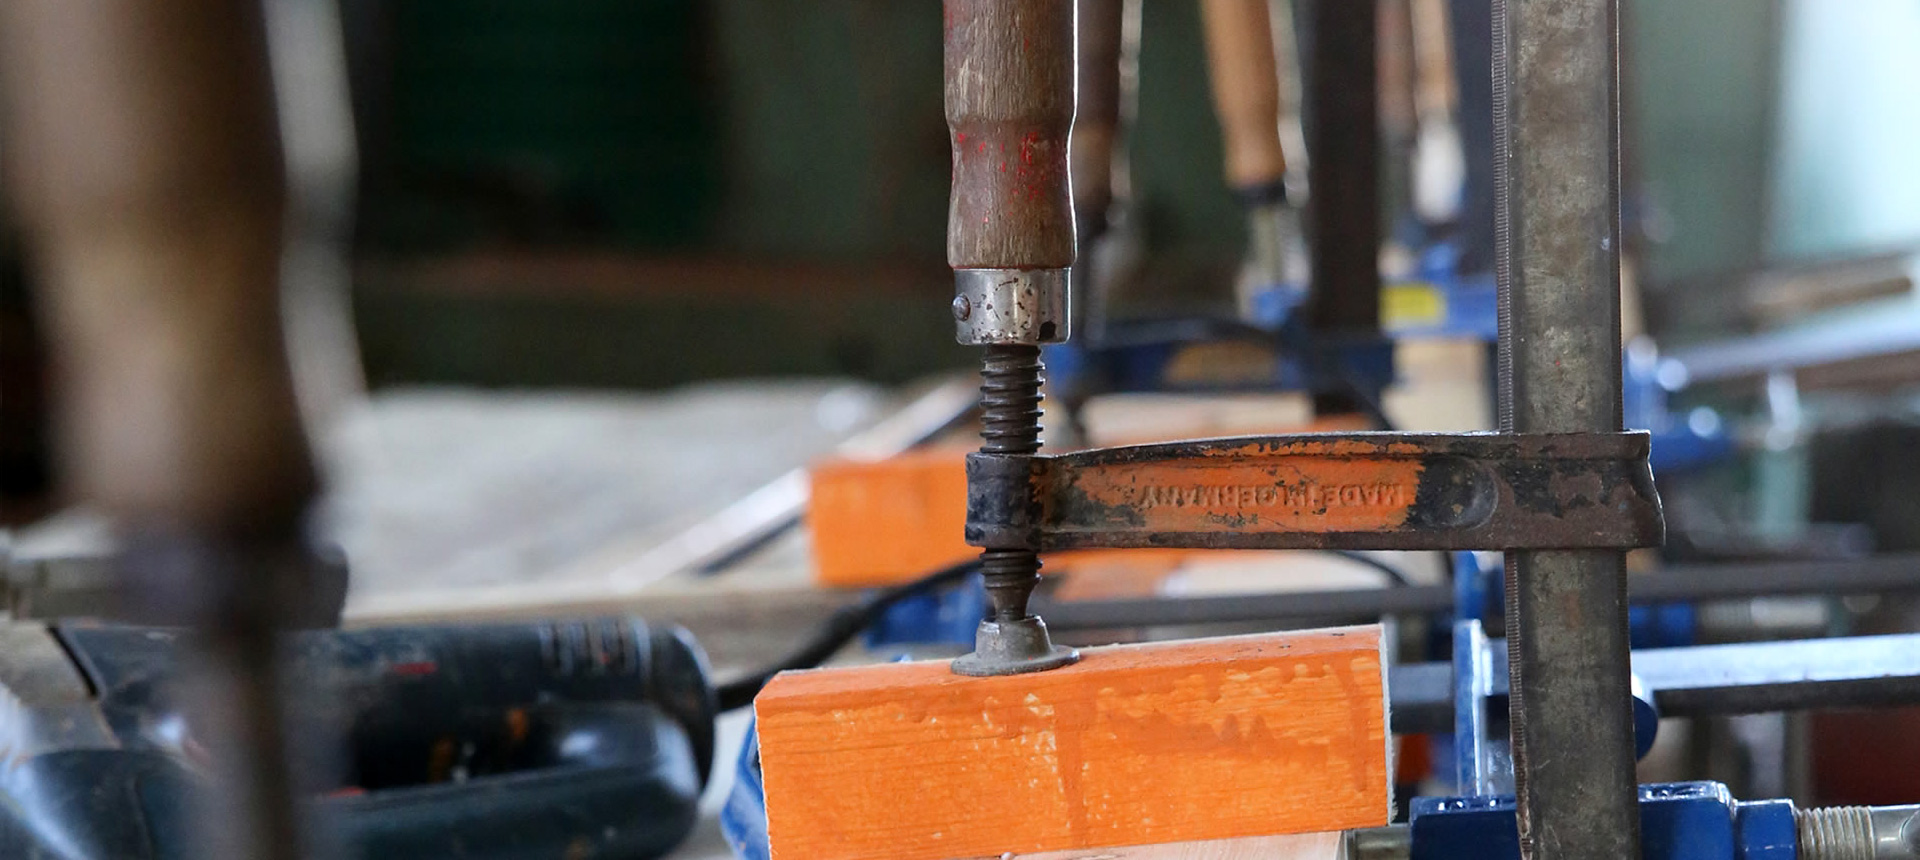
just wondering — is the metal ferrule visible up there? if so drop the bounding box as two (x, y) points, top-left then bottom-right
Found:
(953, 268), (1070, 345)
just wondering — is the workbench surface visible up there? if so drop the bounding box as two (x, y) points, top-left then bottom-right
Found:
(8, 351), (1484, 859)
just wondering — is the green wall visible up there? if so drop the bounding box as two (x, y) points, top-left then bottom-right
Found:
(366, 1), (719, 251)
(359, 0), (1861, 385)
(1627, 0), (1781, 286)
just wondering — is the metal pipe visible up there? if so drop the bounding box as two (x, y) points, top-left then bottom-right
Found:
(1347, 825), (1413, 859)
(1036, 552), (1920, 631)
(1491, 0), (1639, 855)
(1387, 632), (1920, 735)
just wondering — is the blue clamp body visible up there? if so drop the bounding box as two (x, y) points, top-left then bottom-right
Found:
(720, 720), (770, 860)
(1624, 339), (1735, 475)
(863, 572), (984, 649)
(1412, 781), (1799, 860)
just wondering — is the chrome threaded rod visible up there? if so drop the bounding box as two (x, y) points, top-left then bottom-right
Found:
(1798, 805), (1920, 860)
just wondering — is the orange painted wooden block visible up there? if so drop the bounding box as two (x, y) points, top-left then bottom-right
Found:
(806, 447), (974, 587)
(806, 447), (1205, 590)
(967, 831), (1345, 859)
(755, 626), (1391, 860)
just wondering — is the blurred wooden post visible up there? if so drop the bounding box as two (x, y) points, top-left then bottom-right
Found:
(0, 0), (314, 537)
(0, 1), (319, 857)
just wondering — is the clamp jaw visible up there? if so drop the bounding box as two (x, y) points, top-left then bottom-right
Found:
(967, 432), (1664, 553)
(939, 0), (1667, 678)
(945, 0), (1080, 676)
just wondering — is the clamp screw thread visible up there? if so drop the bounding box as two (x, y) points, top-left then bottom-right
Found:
(977, 344), (1045, 622)
(980, 548), (1042, 623)
(979, 345), (1044, 454)
(1798, 806), (1875, 860)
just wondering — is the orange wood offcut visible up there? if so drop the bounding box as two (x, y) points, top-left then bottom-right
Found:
(808, 449), (1201, 588)
(807, 447), (975, 587)
(755, 626), (1392, 860)
(807, 433), (1423, 587)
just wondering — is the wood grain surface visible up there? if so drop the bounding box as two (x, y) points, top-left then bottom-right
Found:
(807, 446), (975, 586)
(757, 626), (1390, 860)
(971, 831), (1345, 859)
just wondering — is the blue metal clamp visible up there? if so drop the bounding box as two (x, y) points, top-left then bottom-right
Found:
(1412, 781), (1799, 860)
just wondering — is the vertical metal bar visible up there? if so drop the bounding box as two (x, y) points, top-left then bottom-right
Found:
(1453, 619), (1513, 796)
(1298, 0), (1381, 338)
(1493, 0), (1640, 857)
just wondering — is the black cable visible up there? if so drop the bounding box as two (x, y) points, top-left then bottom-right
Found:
(1334, 365), (1397, 434)
(1324, 548), (1416, 588)
(1314, 358), (1459, 590)
(715, 557), (983, 711)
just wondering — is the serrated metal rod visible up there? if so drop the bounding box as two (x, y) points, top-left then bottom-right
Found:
(1492, 0), (1640, 857)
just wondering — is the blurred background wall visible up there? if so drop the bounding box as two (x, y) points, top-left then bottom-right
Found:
(6, 0), (1917, 392)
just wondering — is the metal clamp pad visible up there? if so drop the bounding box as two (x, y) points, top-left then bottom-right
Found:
(966, 431), (1665, 552)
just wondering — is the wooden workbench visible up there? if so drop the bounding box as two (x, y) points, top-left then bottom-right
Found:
(306, 343), (1484, 858)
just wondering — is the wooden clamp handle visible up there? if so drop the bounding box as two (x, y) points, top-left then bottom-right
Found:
(1072, 0), (1126, 224)
(946, 0), (1078, 270)
(1201, 0), (1289, 192)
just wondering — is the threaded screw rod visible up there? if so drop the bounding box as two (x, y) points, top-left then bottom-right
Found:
(1798, 805), (1920, 860)
(978, 345), (1045, 624)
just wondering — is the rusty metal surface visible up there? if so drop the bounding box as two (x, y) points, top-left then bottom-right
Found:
(967, 431), (1662, 552)
(1492, 0), (1639, 854)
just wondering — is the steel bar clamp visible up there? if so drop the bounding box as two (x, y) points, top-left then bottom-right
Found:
(966, 431), (1664, 553)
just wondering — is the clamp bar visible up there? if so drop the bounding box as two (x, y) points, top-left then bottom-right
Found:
(1493, 0), (1639, 852)
(967, 431), (1662, 553)
(1390, 632), (1920, 735)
